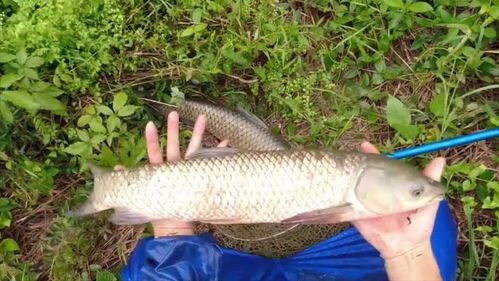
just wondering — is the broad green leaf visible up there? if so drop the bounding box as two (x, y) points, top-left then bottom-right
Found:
(386, 95), (411, 126)
(77, 115), (92, 127)
(0, 100), (13, 123)
(31, 81), (50, 91)
(192, 8), (202, 23)
(1, 90), (39, 112)
(32, 93), (67, 115)
(429, 92), (446, 117)
(180, 23), (207, 37)
(16, 49), (28, 65)
(24, 68), (39, 80)
(106, 115), (120, 132)
(100, 145), (118, 167)
(113, 92), (127, 112)
(98, 105), (114, 115)
(91, 134), (107, 145)
(117, 105), (139, 117)
(41, 86), (64, 97)
(222, 49), (250, 67)
(409, 2), (433, 13)
(392, 123), (419, 140)
(0, 53), (16, 63)
(25, 56), (44, 68)
(0, 238), (20, 252)
(77, 129), (90, 142)
(484, 27), (496, 39)
(489, 6), (499, 19)
(383, 0), (404, 8)
(64, 142), (92, 156)
(89, 118), (107, 133)
(0, 73), (24, 88)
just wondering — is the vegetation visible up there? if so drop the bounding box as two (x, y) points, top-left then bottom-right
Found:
(0, 0), (498, 280)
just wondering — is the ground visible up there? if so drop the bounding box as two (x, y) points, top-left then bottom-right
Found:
(0, 1), (498, 280)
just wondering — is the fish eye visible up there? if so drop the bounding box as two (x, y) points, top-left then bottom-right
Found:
(411, 185), (425, 197)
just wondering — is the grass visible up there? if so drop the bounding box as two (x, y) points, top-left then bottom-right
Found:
(0, 0), (498, 280)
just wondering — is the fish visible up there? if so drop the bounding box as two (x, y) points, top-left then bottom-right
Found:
(146, 99), (290, 151)
(69, 148), (445, 225)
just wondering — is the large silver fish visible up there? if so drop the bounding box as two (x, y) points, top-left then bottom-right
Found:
(70, 148), (444, 225)
(147, 99), (290, 151)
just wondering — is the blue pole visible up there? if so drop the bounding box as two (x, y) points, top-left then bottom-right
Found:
(383, 128), (499, 159)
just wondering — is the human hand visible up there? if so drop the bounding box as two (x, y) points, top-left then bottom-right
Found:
(352, 142), (446, 259)
(145, 111), (228, 237)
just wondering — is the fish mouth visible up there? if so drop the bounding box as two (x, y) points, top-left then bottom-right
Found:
(429, 194), (445, 203)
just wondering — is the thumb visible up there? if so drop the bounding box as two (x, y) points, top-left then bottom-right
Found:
(423, 157), (446, 181)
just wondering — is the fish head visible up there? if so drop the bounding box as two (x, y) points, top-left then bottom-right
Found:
(354, 155), (445, 215)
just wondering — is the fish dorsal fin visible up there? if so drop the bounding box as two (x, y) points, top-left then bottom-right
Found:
(236, 106), (269, 129)
(88, 162), (112, 177)
(187, 147), (244, 159)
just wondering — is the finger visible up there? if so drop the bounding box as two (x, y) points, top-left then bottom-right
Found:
(360, 141), (380, 155)
(185, 115), (207, 157)
(217, 139), (229, 147)
(166, 112), (181, 162)
(423, 157), (446, 181)
(146, 121), (164, 164)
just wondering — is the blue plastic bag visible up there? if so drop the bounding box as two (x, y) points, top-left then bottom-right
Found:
(122, 200), (457, 281)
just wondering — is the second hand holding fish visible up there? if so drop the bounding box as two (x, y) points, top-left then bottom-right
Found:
(144, 111), (228, 237)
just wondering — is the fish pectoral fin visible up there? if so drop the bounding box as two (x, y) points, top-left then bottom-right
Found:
(236, 106), (269, 129)
(187, 147), (245, 159)
(110, 208), (154, 225)
(280, 203), (354, 224)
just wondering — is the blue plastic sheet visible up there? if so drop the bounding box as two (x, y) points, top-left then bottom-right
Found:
(122, 200), (457, 281)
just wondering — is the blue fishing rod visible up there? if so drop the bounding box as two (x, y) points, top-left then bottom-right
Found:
(383, 127), (499, 159)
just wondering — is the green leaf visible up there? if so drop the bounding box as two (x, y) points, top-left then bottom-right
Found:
(106, 115), (120, 132)
(386, 95), (411, 126)
(0, 73), (24, 88)
(429, 92), (446, 117)
(170, 86), (185, 106)
(484, 237), (499, 250)
(117, 105), (139, 117)
(222, 49), (250, 67)
(113, 92), (127, 112)
(96, 270), (117, 281)
(77, 130), (90, 142)
(0, 53), (16, 63)
(98, 105), (114, 115)
(484, 27), (496, 39)
(25, 56), (44, 68)
(192, 8), (202, 23)
(32, 93), (67, 115)
(64, 142), (92, 156)
(91, 134), (107, 145)
(100, 145), (118, 168)
(180, 23), (207, 37)
(89, 118), (107, 133)
(0, 238), (20, 252)
(16, 49), (28, 65)
(0, 100), (13, 123)
(77, 115), (92, 127)
(392, 123), (419, 140)
(1, 90), (39, 112)
(24, 68), (39, 79)
(409, 2), (433, 13)
(383, 0), (405, 8)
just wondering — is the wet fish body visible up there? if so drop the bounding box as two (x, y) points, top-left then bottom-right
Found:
(72, 149), (444, 225)
(148, 99), (290, 151)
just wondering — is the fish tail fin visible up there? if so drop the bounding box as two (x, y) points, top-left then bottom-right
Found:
(67, 162), (112, 218)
